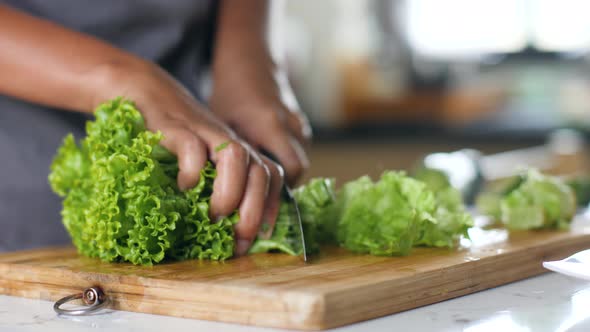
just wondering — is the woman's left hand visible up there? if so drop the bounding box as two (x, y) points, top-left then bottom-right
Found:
(210, 71), (311, 186)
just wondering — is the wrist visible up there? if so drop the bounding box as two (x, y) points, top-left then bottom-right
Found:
(212, 64), (298, 115)
(213, 59), (278, 100)
(87, 57), (157, 109)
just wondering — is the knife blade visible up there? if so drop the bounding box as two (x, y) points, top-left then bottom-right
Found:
(263, 152), (307, 261)
(281, 184), (307, 261)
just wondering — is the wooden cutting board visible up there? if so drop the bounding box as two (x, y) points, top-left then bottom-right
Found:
(1, 224), (590, 330)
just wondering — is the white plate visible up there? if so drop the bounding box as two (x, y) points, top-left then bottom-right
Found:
(543, 249), (590, 281)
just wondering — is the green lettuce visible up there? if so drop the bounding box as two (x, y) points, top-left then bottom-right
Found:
(500, 170), (576, 230)
(336, 173), (433, 255)
(335, 172), (472, 256)
(249, 178), (336, 255)
(476, 170), (576, 230)
(51, 98), (474, 264)
(412, 171), (473, 247)
(251, 171), (472, 257)
(414, 186), (472, 248)
(50, 98), (237, 265)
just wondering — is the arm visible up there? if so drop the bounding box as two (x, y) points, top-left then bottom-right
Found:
(211, 0), (312, 186)
(0, 4), (282, 255)
(0, 5), (144, 112)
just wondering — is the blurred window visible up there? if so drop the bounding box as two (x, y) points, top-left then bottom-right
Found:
(405, 0), (590, 58)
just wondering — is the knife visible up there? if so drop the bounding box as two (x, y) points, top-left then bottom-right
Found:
(280, 184), (307, 261)
(264, 152), (307, 261)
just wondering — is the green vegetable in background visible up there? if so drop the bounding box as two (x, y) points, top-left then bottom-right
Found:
(50, 98), (237, 265)
(567, 176), (590, 207)
(474, 192), (502, 220)
(474, 175), (525, 221)
(412, 167), (452, 192)
(501, 170), (576, 230)
(476, 170), (576, 230)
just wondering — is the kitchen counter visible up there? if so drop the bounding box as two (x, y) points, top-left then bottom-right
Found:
(2, 272), (589, 332)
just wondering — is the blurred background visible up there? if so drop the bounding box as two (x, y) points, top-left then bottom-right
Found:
(274, 0), (590, 184)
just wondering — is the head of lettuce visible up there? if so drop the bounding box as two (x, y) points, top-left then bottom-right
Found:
(49, 98), (237, 265)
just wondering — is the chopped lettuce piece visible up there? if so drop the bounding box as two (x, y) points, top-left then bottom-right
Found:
(249, 178), (336, 255)
(500, 170), (576, 230)
(248, 203), (304, 256)
(412, 169), (473, 248)
(337, 172), (435, 256)
(476, 170), (576, 230)
(415, 186), (473, 248)
(293, 178), (337, 253)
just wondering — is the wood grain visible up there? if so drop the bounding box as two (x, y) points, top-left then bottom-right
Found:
(1, 227), (589, 330)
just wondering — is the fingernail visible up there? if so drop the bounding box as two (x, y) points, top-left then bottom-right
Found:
(236, 240), (251, 256)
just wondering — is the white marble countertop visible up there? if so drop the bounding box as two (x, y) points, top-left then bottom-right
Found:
(1, 272), (589, 332)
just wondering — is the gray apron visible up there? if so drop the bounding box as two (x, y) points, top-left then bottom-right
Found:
(0, 0), (215, 251)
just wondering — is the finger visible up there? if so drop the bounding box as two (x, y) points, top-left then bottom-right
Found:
(159, 126), (208, 191)
(235, 162), (271, 256)
(258, 156), (284, 239)
(286, 111), (313, 146)
(263, 131), (309, 186)
(209, 140), (250, 219)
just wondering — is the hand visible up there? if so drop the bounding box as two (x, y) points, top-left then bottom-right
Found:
(210, 70), (312, 186)
(94, 61), (284, 255)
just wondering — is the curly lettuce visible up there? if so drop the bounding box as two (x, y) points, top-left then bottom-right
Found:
(49, 98), (237, 265)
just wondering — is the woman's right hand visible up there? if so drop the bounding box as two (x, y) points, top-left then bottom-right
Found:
(93, 61), (284, 256)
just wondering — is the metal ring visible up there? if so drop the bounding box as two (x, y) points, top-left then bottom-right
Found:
(53, 286), (108, 316)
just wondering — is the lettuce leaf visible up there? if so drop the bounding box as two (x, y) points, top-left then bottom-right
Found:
(249, 178), (336, 255)
(248, 203), (304, 256)
(336, 172), (435, 256)
(414, 186), (472, 248)
(475, 170), (576, 230)
(500, 170), (576, 230)
(49, 98), (237, 265)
